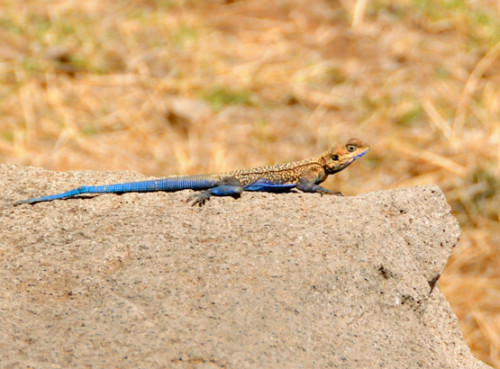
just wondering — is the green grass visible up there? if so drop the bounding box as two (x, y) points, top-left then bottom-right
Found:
(396, 104), (423, 127)
(199, 86), (254, 111)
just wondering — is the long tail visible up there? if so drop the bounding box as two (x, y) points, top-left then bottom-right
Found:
(14, 176), (219, 206)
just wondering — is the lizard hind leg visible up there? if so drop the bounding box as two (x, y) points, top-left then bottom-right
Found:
(188, 190), (212, 206)
(188, 182), (244, 206)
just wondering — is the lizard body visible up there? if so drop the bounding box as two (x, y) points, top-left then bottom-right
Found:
(14, 138), (369, 206)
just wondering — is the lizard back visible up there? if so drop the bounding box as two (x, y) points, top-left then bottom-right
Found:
(219, 158), (324, 186)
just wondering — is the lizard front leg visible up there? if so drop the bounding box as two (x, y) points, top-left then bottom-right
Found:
(296, 178), (342, 196)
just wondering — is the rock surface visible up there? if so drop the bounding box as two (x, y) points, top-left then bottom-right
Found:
(0, 165), (491, 369)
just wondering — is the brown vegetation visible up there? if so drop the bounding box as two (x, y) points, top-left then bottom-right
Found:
(1, 0), (499, 366)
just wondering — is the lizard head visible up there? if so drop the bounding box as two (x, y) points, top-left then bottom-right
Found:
(320, 138), (370, 174)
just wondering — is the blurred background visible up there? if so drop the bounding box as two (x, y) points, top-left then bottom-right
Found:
(1, 0), (499, 366)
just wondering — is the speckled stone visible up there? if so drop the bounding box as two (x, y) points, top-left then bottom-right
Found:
(0, 164), (491, 369)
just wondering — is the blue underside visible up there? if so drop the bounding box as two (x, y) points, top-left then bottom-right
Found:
(244, 179), (296, 192)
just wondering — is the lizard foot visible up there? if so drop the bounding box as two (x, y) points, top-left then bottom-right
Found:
(187, 191), (211, 206)
(323, 191), (343, 196)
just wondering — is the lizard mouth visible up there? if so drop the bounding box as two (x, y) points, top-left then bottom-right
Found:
(327, 147), (370, 174)
(353, 149), (369, 160)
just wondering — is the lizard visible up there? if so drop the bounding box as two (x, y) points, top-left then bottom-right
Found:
(14, 138), (369, 207)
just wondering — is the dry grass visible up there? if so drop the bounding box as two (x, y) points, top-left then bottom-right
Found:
(1, 0), (499, 366)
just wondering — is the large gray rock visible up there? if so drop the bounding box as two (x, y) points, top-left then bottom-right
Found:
(0, 165), (491, 369)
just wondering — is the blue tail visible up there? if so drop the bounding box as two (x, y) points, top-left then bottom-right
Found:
(14, 176), (219, 205)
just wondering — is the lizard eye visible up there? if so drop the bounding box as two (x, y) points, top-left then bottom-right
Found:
(346, 144), (357, 152)
(332, 154), (339, 161)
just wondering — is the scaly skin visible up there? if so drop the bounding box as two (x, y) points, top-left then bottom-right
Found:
(223, 138), (369, 186)
(14, 138), (370, 206)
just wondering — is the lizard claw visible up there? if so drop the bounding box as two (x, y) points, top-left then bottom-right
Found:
(319, 191), (344, 197)
(187, 191), (211, 206)
(323, 190), (343, 196)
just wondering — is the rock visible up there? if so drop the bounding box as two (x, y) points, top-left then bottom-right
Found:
(0, 165), (491, 369)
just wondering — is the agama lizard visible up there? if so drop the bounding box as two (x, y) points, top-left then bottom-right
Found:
(14, 138), (369, 206)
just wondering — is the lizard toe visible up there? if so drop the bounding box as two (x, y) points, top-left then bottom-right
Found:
(187, 191), (211, 206)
